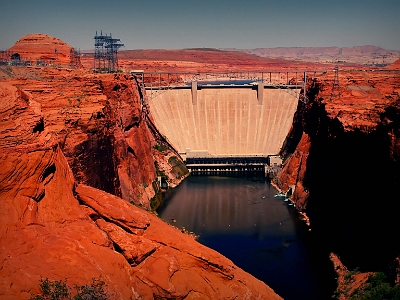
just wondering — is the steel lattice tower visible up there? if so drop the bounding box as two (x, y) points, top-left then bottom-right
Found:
(70, 48), (81, 67)
(94, 31), (124, 72)
(330, 66), (341, 100)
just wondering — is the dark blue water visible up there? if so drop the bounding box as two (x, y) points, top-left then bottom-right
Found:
(157, 176), (336, 300)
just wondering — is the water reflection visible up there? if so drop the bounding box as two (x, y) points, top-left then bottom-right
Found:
(157, 176), (335, 300)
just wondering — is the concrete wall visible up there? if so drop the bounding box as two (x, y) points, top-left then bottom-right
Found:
(148, 87), (300, 156)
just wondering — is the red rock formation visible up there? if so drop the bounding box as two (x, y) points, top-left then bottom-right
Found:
(7, 33), (80, 66)
(279, 132), (310, 209)
(330, 253), (373, 300)
(387, 58), (400, 69)
(0, 64), (184, 208)
(278, 69), (400, 285)
(0, 81), (282, 299)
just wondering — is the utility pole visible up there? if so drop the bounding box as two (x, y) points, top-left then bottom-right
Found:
(330, 66), (341, 100)
(299, 71), (308, 103)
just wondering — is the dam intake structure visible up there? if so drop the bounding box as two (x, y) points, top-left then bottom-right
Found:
(133, 71), (324, 174)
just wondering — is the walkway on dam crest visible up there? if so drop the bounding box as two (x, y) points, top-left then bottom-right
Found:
(139, 71), (310, 159)
(136, 70), (315, 102)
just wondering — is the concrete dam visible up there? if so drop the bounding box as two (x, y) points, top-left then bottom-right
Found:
(147, 80), (301, 162)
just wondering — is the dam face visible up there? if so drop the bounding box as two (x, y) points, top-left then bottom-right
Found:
(148, 87), (300, 158)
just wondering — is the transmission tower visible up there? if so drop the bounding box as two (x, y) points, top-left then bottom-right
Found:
(299, 72), (308, 103)
(0, 50), (5, 65)
(54, 48), (58, 65)
(330, 66), (341, 100)
(70, 48), (81, 67)
(94, 30), (124, 72)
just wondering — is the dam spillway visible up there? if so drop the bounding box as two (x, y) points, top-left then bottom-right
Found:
(147, 85), (300, 158)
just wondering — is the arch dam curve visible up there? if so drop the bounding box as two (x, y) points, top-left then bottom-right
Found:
(136, 71), (319, 170)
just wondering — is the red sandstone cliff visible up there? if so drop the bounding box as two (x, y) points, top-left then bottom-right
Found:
(7, 33), (80, 66)
(279, 69), (400, 210)
(0, 33), (283, 299)
(278, 68), (400, 296)
(0, 80), (282, 299)
(0, 64), (186, 208)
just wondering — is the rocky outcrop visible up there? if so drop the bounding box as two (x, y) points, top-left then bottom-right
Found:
(0, 64), (187, 208)
(0, 80), (282, 299)
(279, 132), (310, 209)
(386, 58), (400, 70)
(278, 70), (400, 277)
(7, 33), (80, 66)
(62, 74), (158, 206)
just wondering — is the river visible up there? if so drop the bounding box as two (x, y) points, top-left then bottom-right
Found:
(157, 175), (336, 300)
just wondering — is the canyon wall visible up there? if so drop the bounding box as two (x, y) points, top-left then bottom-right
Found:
(0, 70), (281, 299)
(61, 74), (158, 206)
(278, 70), (400, 275)
(0, 64), (187, 207)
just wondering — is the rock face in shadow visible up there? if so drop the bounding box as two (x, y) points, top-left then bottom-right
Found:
(0, 80), (281, 299)
(60, 74), (158, 206)
(278, 70), (400, 273)
(0, 62), (187, 208)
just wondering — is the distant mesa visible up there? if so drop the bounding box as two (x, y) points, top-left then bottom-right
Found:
(387, 58), (400, 69)
(7, 33), (80, 66)
(244, 45), (400, 66)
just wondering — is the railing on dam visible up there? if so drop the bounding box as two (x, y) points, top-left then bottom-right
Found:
(130, 70), (326, 168)
(187, 164), (266, 175)
(185, 156), (276, 175)
(186, 156), (268, 165)
(132, 70), (327, 101)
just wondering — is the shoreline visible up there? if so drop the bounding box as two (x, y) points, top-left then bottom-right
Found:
(270, 179), (311, 228)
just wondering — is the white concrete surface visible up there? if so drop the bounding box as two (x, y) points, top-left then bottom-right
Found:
(148, 87), (300, 156)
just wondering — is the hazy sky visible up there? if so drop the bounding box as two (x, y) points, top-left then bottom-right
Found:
(1, 0), (399, 51)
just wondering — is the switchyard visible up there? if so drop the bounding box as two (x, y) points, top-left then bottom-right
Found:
(93, 31), (124, 72)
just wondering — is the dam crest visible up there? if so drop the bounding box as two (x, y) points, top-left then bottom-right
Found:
(135, 71), (321, 171)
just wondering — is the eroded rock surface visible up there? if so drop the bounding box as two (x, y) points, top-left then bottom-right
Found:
(8, 33), (79, 66)
(0, 75), (281, 299)
(0, 63), (188, 208)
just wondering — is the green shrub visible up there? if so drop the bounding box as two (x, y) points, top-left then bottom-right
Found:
(30, 278), (109, 300)
(30, 278), (70, 300)
(74, 279), (108, 300)
(153, 144), (167, 152)
(351, 272), (400, 300)
(150, 191), (162, 211)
